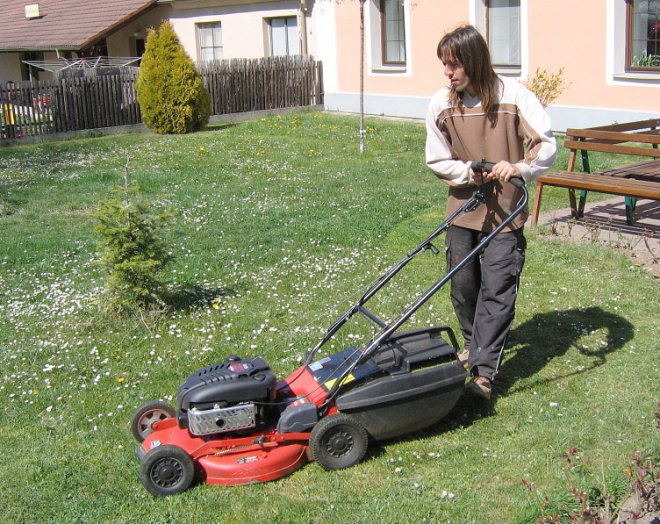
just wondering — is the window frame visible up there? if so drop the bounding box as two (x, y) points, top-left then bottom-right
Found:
(485, 0), (521, 70)
(366, 0), (409, 72)
(267, 16), (300, 57)
(625, 0), (660, 72)
(380, 0), (406, 66)
(196, 21), (223, 62)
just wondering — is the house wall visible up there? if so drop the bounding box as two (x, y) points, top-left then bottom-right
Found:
(0, 54), (22, 85)
(0, 51), (62, 84)
(167, 0), (310, 61)
(321, 0), (660, 131)
(106, 6), (170, 57)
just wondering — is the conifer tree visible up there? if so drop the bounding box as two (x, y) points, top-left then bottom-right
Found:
(137, 21), (211, 134)
(94, 163), (175, 314)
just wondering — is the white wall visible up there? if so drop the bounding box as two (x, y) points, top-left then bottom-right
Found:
(311, 0), (337, 91)
(168, 1), (302, 61)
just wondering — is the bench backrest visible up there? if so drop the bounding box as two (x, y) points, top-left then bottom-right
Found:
(564, 118), (660, 160)
(564, 118), (660, 171)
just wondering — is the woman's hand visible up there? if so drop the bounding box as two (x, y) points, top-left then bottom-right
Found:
(471, 161), (521, 184)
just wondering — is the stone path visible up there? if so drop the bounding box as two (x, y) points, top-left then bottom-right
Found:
(530, 196), (659, 278)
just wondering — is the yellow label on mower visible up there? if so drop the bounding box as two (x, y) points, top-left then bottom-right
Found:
(323, 374), (356, 391)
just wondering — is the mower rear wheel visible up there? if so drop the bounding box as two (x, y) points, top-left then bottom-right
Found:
(131, 401), (175, 442)
(310, 413), (368, 470)
(140, 445), (195, 497)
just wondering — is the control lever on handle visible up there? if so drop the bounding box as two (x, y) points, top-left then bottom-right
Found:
(471, 161), (526, 189)
(472, 161), (495, 173)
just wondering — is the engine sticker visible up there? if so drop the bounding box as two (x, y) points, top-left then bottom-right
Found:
(309, 357), (330, 371)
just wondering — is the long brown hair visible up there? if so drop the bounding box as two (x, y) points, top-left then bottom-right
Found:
(437, 25), (501, 115)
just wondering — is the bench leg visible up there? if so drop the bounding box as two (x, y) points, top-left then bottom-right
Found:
(568, 189), (578, 219)
(577, 190), (588, 218)
(531, 182), (544, 226)
(625, 196), (637, 225)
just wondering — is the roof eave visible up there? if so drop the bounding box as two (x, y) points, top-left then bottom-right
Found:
(79, 1), (158, 50)
(0, 46), (80, 53)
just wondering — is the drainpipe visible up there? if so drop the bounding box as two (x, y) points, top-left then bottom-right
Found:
(300, 0), (308, 55)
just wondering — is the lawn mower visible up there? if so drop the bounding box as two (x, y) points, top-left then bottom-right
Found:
(131, 164), (528, 496)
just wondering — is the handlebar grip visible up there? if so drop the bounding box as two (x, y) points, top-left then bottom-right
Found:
(472, 160), (526, 189)
(472, 161), (495, 173)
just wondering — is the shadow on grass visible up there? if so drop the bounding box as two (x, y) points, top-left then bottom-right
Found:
(205, 122), (239, 132)
(499, 306), (635, 395)
(371, 307), (632, 452)
(165, 283), (237, 311)
(366, 393), (496, 462)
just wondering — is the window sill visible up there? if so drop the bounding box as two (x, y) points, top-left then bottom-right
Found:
(613, 72), (660, 81)
(371, 65), (407, 74)
(494, 66), (521, 77)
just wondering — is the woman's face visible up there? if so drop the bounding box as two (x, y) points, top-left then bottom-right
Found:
(441, 56), (471, 94)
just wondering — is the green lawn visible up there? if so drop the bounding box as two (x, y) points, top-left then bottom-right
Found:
(0, 111), (657, 523)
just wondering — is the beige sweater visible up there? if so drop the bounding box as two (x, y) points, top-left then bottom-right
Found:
(425, 77), (557, 231)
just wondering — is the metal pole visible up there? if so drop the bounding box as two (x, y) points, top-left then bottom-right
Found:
(359, 0), (366, 153)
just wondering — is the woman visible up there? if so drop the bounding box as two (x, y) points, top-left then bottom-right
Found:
(425, 25), (557, 399)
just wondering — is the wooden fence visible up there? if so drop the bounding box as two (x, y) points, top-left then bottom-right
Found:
(198, 56), (323, 115)
(1, 56), (323, 141)
(1, 69), (141, 139)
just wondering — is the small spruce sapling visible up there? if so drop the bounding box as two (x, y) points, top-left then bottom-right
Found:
(94, 159), (174, 314)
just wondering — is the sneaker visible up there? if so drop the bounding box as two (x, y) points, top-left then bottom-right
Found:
(465, 376), (492, 400)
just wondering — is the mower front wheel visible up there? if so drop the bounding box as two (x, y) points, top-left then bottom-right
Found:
(131, 400), (175, 443)
(140, 445), (195, 497)
(310, 413), (368, 470)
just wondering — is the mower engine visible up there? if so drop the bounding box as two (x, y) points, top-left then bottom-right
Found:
(175, 355), (277, 437)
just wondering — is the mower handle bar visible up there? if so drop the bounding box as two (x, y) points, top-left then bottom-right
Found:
(310, 174), (526, 355)
(309, 173), (528, 406)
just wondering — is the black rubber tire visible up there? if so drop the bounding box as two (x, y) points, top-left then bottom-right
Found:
(139, 445), (195, 497)
(131, 400), (175, 443)
(310, 413), (369, 470)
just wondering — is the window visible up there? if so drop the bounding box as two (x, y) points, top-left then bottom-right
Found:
(381, 0), (406, 64)
(487, 0), (520, 68)
(627, 0), (660, 71)
(269, 17), (299, 57)
(135, 39), (146, 57)
(367, 0), (408, 70)
(197, 22), (223, 62)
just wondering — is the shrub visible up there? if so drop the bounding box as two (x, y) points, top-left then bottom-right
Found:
(136, 21), (211, 134)
(524, 67), (570, 107)
(94, 169), (174, 314)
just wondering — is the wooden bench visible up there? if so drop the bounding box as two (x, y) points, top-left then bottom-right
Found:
(531, 118), (660, 226)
